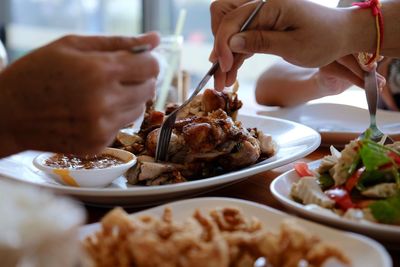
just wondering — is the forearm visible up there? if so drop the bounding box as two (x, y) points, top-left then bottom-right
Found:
(255, 61), (323, 107)
(345, 0), (400, 57)
(0, 74), (22, 157)
(0, 133), (20, 158)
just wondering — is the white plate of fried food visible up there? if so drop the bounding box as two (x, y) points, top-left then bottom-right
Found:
(79, 197), (391, 267)
(0, 89), (320, 206)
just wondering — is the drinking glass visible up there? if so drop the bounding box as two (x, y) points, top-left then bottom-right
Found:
(153, 35), (189, 107)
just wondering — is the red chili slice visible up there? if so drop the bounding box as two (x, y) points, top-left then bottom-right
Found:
(325, 188), (355, 211)
(388, 151), (400, 165)
(345, 167), (364, 192)
(294, 162), (314, 177)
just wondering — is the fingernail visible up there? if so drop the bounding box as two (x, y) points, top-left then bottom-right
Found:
(229, 35), (245, 51)
(219, 56), (228, 72)
(209, 52), (217, 63)
(378, 77), (386, 90)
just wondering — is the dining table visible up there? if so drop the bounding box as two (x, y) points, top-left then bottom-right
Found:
(83, 86), (399, 266)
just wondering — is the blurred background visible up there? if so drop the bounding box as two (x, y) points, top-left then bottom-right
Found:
(0, 0), (338, 87)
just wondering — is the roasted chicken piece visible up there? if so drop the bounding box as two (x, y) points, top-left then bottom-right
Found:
(126, 155), (186, 185)
(113, 88), (275, 186)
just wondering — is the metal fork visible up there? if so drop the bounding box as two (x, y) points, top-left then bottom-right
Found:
(155, 0), (267, 162)
(359, 66), (394, 144)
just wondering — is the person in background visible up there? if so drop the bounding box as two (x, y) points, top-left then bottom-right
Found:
(0, 32), (160, 158)
(209, 0), (400, 91)
(255, 57), (400, 110)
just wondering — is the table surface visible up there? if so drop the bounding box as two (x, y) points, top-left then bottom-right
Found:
(84, 146), (400, 267)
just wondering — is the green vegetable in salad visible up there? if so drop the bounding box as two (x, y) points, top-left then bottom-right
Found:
(317, 173), (335, 190)
(347, 157), (361, 176)
(359, 140), (392, 171)
(357, 169), (397, 191)
(369, 193), (400, 224)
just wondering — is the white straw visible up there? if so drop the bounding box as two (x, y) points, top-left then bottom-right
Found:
(155, 9), (187, 111)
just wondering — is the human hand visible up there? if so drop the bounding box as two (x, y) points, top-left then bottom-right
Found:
(316, 55), (386, 95)
(209, 0), (252, 90)
(0, 33), (160, 157)
(210, 0), (375, 90)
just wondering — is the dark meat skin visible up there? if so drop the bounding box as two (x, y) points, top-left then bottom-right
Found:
(201, 89), (242, 116)
(202, 89), (227, 113)
(139, 101), (164, 136)
(182, 122), (214, 152)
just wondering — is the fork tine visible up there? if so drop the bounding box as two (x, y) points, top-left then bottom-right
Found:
(156, 130), (166, 160)
(162, 133), (172, 160)
(155, 115), (175, 161)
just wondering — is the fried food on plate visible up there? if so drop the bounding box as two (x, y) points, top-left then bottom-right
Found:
(83, 206), (350, 267)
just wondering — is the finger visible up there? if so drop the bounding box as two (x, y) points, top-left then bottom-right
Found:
(229, 30), (295, 58)
(71, 32), (160, 52)
(215, 2), (261, 72)
(214, 67), (227, 91)
(335, 56), (386, 90)
(117, 106), (146, 128)
(336, 55), (364, 80)
(225, 54), (250, 86)
(210, 0), (250, 36)
(225, 69), (238, 87)
(114, 78), (157, 109)
(209, 48), (218, 63)
(112, 51), (160, 82)
(377, 73), (386, 91)
(320, 61), (364, 88)
(13, 121), (97, 154)
(355, 54), (378, 72)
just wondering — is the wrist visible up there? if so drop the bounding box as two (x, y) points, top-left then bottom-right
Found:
(341, 6), (377, 55)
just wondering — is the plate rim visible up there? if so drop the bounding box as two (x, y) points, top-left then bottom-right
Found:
(258, 102), (400, 136)
(1, 114), (321, 197)
(79, 197), (392, 267)
(270, 160), (400, 235)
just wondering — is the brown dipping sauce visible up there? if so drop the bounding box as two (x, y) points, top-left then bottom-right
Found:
(44, 154), (125, 169)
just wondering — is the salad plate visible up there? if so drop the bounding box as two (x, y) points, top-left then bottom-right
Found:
(259, 103), (400, 146)
(0, 114), (320, 207)
(79, 197), (392, 267)
(271, 160), (400, 244)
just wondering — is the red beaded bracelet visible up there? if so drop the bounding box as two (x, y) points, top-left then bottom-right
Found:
(352, 0), (384, 66)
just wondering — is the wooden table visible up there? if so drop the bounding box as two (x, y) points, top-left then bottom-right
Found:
(85, 147), (400, 266)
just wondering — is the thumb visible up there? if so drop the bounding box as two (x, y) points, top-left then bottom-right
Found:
(229, 31), (291, 57)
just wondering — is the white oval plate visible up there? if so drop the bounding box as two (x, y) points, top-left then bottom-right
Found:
(259, 103), (400, 146)
(271, 160), (400, 244)
(79, 197), (392, 267)
(0, 114), (320, 207)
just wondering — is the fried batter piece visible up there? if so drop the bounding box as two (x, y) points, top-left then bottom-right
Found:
(83, 207), (351, 267)
(113, 88), (276, 185)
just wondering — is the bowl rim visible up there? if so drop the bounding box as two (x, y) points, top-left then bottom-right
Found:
(32, 147), (137, 173)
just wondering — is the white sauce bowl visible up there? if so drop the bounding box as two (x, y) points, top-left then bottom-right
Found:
(33, 148), (136, 188)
